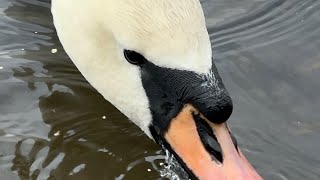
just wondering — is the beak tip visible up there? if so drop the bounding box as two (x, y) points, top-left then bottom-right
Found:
(155, 104), (262, 180)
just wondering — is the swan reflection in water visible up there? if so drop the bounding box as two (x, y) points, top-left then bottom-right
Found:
(1, 0), (320, 179)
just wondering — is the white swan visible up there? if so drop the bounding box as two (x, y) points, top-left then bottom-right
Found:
(51, 0), (262, 179)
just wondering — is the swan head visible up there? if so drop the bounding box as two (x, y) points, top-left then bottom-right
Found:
(52, 0), (261, 179)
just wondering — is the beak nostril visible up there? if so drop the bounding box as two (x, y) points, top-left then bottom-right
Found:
(193, 113), (223, 163)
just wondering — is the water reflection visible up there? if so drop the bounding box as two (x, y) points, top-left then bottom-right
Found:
(1, 0), (164, 179)
(0, 0), (320, 179)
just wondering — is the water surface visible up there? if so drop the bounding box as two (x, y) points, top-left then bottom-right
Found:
(0, 0), (320, 179)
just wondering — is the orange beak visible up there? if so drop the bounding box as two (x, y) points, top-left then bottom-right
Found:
(164, 104), (263, 180)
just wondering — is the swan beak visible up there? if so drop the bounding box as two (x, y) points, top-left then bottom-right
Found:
(164, 104), (262, 180)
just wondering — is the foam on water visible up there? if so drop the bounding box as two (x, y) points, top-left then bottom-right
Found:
(158, 146), (190, 180)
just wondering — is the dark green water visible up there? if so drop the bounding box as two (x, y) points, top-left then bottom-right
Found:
(0, 0), (320, 179)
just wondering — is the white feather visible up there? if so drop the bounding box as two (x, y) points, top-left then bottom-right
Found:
(51, 0), (212, 137)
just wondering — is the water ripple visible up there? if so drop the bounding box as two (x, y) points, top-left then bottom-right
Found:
(0, 0), (320, 179)
(210, 0), (320, 57)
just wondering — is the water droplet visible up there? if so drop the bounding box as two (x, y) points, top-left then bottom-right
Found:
(54, 131), (61, 136)
(51, 48), (58, 53)
(159, 149), (189, 179)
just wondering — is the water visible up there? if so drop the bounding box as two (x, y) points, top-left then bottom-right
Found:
(0, 0), (320, 179)
(160, 150), (189, 180)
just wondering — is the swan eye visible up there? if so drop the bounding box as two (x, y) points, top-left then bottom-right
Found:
(124, 50), (145, 65)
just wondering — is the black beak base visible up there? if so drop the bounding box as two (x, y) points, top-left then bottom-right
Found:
(140, 60), (233, 136)
(141, 59), (234, 179)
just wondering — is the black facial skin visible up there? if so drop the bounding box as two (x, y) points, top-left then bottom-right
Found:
(124, 50), (234, 179)
(139, 60), (233, 136)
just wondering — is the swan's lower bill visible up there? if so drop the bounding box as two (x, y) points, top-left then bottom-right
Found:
(161, 105), (262, 180)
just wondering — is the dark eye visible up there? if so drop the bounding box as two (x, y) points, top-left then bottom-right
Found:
(124, 50), (145, 65)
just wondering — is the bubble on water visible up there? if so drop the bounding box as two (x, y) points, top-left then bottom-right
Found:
(51, 48), (58, 54)
(54, 131), (61, 136)
(159, 149), (189, 180)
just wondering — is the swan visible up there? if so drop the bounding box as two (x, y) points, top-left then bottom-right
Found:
(51, 0), (262, 179)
